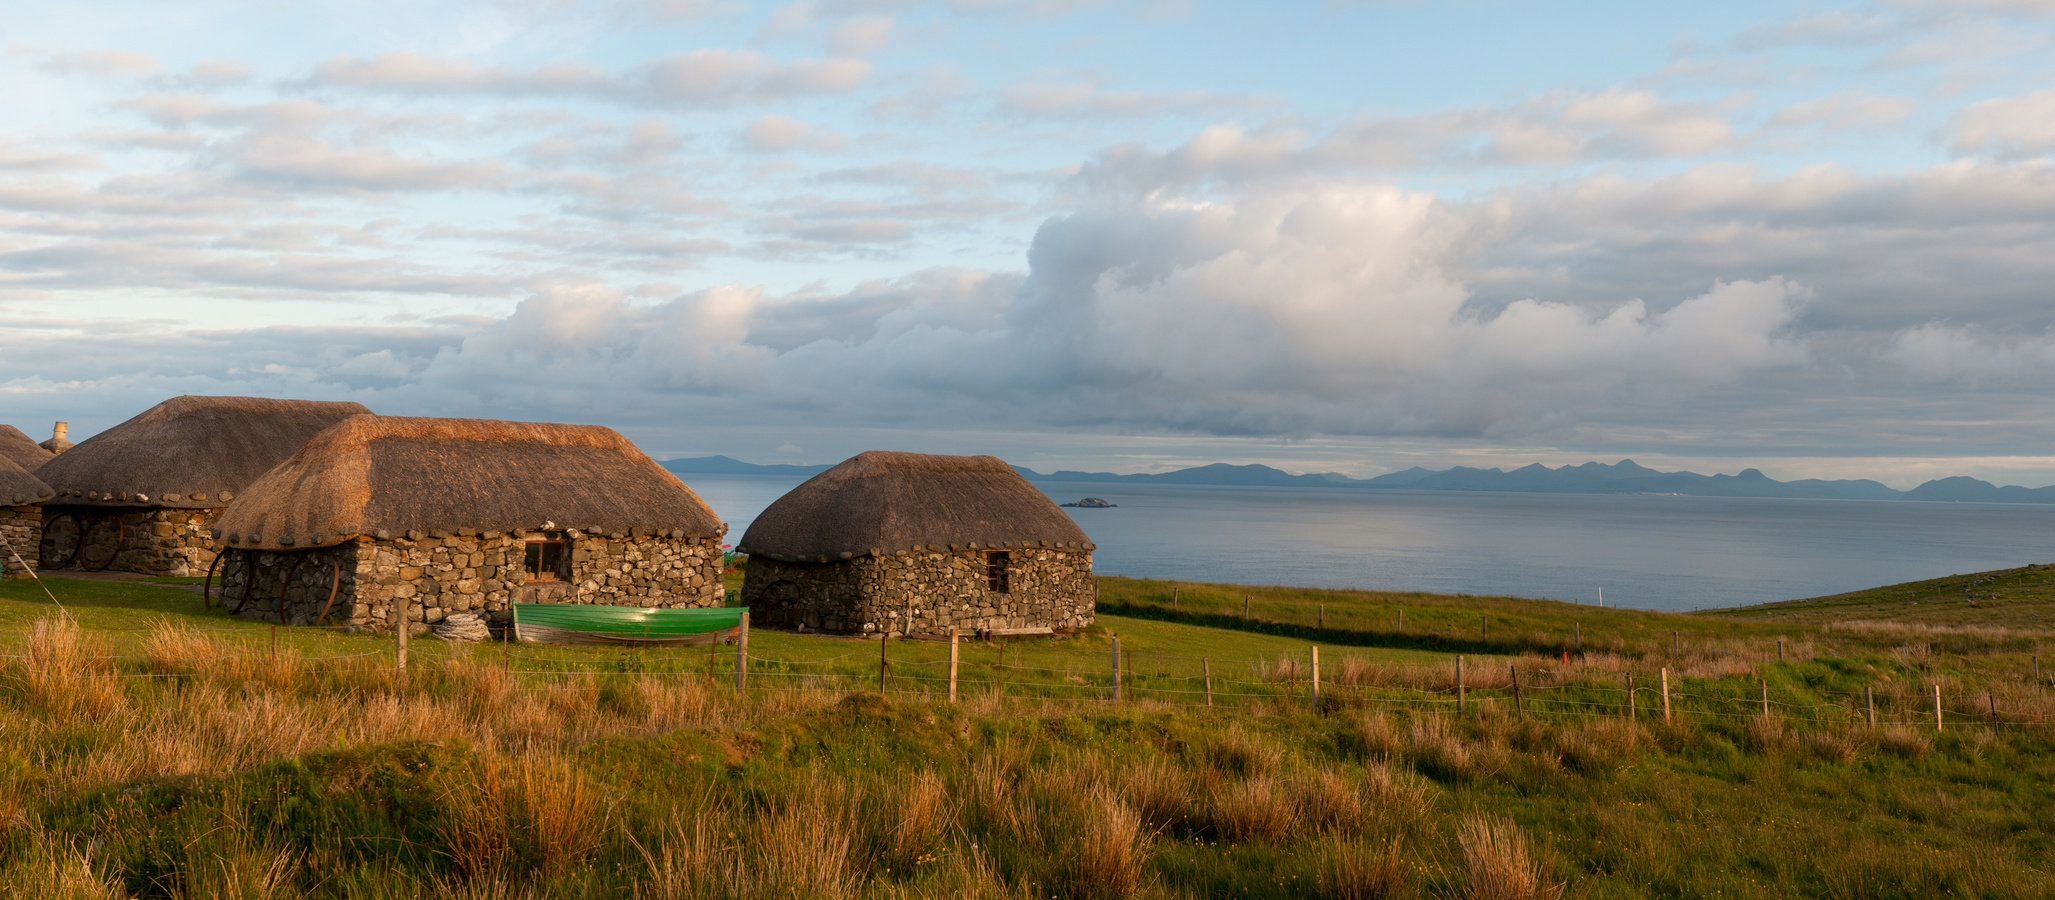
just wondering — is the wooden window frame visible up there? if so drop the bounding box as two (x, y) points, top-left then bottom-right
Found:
(985, 550), (1010, 593)
(523, 539), (567, 584)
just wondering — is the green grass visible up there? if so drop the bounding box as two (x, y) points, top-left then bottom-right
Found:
(1708, 563), (2055, 628)
(2, 569), (2053, 898)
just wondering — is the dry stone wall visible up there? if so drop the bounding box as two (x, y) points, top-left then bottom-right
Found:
(742, 548), (1095, 636)
(222, 530), (725, 632)
(37, 505), (221, 576)
(1, 505), (39, 580)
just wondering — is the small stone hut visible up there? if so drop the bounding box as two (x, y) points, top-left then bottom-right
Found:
(210, 416), (728, 632)
(738, 451), (1097, 637)
(1, 456), (54, 580)
(34, 396), (373, 575)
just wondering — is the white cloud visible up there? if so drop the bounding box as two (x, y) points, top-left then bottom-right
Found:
(737, 114), (849, 152)
(305, 49), (872, 106)
(829, 15), (895, 55)
(38, 49), (160, 77)
(1952, 88), (2055, 158)
(1771, 90), (1918, 130)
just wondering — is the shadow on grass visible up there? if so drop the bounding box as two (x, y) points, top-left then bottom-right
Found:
(1096, 600), (1576, 657)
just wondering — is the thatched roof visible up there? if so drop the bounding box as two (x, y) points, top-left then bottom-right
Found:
(214, 416), (724, 550)
(737, 451), (1093, 563)
(0, 425), (53, 472)
(35, 396), (373, 509)
(0, 455), (53, 508)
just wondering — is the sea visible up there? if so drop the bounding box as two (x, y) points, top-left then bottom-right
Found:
(683, 475), (2055, 612)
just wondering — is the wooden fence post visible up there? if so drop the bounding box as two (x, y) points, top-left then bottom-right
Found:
(395, 594), (409, 689)
(1511, 664), (1524, 720)
(948, 628), (959, 703)
(1760, 679), (1769, 718)
(1171, 586), (1178, 610)
(1242, 595), (1250, 618)
(1203, 658), (1213, 707)
(1672, 631), (1679, 654)
(1574, 622), (1580, 651)
(1310, 646), (1320, 709)
(1481, 615), (1488, 642)
(1988, 692), (1998, 730)
(1933, 684), (1943, 731)
(1778, 639), (1784, 662)
(1865, 686), (1875, 727)
(1396, 608), (1403, 631)
(735, 610), (749, 692)
(2033, 654), (2040, 683)
(1110, 637), (1121, 701)
(878, 631), (889, 694)
(1318, 605), (1324, 628)
(1455, 655), (1465, 714)
(1626, 673), (1635, 719)
(1660, 667), (1671, 723)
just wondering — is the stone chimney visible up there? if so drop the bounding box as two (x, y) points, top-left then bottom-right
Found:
(40, 421), (72, 455)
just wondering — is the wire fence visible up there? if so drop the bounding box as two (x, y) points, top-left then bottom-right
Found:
(7, 623), (2052, 733)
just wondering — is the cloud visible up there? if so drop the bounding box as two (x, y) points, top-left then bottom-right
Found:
(1886, 323), (2055, 384)
(305, 49), (872, 106)
(38, 49), (160, 77)
(1069, 88), (1737, 191)
(1951, 88), (2055, 158)
(829, 15), (894, 55)
(999, 80), (1278, 118)
(737, 114), (849, 152)
(401, 184), (1808, 438)
(1770, 90), (1918, 130)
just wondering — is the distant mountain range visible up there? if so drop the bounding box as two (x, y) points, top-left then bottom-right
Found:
(659, 455), (2055, 504)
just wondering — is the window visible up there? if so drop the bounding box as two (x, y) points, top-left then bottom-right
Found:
(985, 550), (1010, 593)
(523, 540), (565, 583)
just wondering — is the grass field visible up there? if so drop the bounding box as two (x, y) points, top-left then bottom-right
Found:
(1, 569), (2052, 899)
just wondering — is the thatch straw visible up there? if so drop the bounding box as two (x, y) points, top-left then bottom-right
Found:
(34, 396), (372, 509)
(213, 416), (724, 550)
(737, 451), (1093, 563)
(0, 425), (53, 472)
(0, 455), (54, 507)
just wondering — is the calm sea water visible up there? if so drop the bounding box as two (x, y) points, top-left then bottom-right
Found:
(683, 474), (2055, 612)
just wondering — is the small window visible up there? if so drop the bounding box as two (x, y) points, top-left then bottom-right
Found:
(523, 541), (565, 583)
(985, 550), (1010, 593)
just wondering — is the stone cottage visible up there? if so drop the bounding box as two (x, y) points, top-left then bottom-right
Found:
(209, 416), (728, 633)
(1, 456), (54, 580)
(34, 396), (372, 575)
(737, 451), (1097, 637)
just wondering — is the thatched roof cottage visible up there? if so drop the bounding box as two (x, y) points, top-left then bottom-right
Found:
(211, 416), (728, 631)
(1, 456), (54, 580)
(1, 425), (55, 472)
(35, 395), (372, 575)
(738, 451), (1096, 637)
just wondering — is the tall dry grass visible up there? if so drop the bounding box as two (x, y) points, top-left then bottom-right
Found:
(1456, 815), (1562, 900)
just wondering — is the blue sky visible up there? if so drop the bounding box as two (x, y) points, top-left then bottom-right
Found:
(6, 0), (2055, 487)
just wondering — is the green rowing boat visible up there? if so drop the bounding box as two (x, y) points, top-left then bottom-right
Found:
(512, 603), (745, 646)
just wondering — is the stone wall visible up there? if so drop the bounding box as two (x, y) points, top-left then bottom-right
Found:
(37, 505), (221, 576)
(221, 529), (726, 632)
(742, 548), (1095, 636)
(1, 505), (39, 580)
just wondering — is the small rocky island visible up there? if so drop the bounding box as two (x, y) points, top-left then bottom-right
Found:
(1061, 497), (1116, 508)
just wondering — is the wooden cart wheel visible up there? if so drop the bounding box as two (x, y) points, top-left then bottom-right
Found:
(37, 513), (79, 570)
(276, 553), (309, 624)
(80, 516), (126, 572)
(201, 551), (225, 608)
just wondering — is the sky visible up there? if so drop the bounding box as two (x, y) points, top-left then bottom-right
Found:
(4, 0), (2055, 488)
